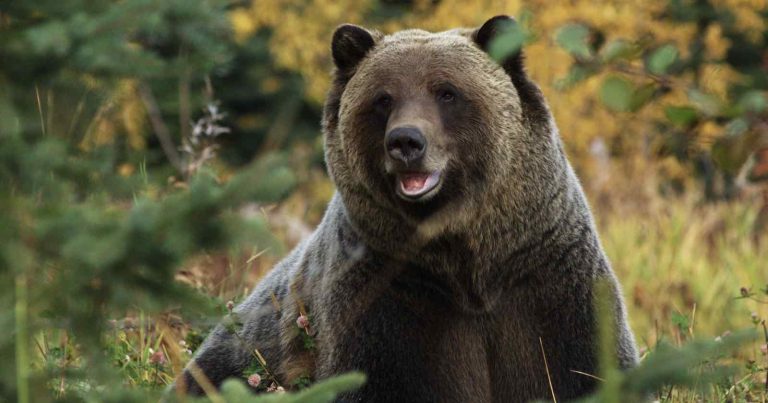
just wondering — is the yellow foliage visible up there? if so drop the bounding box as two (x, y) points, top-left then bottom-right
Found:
(736, 8), (766, 41)
(230, 8), (258, 42)
(704, 24), (730, 60)
(261, 77), (282, 94)
(717, 1), (767, 41)
(233, 0), (373, 101)
(659, 156), (691, 184)
(118, 163), (136, 177)
(699, 63), (743, 100)
(80, 79), (146, 151)
(233, 0), (765, 177)
(697, 121), (725, 148)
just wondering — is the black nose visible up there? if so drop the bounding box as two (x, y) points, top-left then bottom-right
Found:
(385, 127), (426, 163)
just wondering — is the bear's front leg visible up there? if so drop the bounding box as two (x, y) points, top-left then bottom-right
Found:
(175, 273), (287, 396)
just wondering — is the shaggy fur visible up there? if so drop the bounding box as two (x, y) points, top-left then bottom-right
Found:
(177, 16), (638, 402)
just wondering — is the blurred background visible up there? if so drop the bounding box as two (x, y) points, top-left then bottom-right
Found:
(1, 0), (767, 401)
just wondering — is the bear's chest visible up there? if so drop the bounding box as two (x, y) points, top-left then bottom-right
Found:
(314, 261), (547, 402)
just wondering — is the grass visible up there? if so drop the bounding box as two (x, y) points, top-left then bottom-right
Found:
(597, 193), (768, 401)
(602, 196), (767, 341)
(31, 176), (768, 402)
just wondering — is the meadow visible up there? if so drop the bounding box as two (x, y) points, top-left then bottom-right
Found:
(25, 166), (768, 402)
(2, 0), (767, 402)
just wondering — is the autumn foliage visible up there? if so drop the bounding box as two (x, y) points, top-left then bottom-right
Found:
(1, 1), (767, 402)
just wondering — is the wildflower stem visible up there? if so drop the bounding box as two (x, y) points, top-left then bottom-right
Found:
(230, 326), (282, 388)
(762, 320), (767, 392)
(15, 272), (29, 403)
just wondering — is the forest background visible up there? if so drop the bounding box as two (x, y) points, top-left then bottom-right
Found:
(2, 0), (768, 401)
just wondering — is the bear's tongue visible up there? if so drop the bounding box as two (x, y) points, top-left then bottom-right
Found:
(400, 173), (430, 192)
(398, 171), (441, 198)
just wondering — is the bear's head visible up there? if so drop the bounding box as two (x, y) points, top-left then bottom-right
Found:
(324, 16), (569, 251)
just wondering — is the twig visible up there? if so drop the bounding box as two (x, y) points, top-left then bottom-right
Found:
(178, 67), (191, 152)
(66, 90), (88, 139)
(539, 337), (558, 403)
(204, 75), (215, 100)
(252, 347), (281, 387)
(569, 369), (605, 382)
(290, 280), (311, 335)
(137, 83), (183, 174)
(689, 303), (696, 337)
(607, 64), (685, 89)
(35, 84), (46, 136)
(735, 295), (768, 304)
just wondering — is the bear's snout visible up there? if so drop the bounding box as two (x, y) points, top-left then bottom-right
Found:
(385, 126), (426, 165)
(383, 124), (446, 202)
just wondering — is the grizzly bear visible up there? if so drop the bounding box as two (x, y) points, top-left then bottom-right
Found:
(178, 15), (639, 402)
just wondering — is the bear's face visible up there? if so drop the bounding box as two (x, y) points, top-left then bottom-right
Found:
(325, 16), (558, 230)
(340, 31), (518, 213)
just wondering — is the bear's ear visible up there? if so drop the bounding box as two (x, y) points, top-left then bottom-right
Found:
(332, 24), (376, 71)
(473, 15), (515, 50)
(472, 16), (550, 122)
(472, 15), (525, 79)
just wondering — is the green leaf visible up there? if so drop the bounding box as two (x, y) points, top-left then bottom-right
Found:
(711, 120), (761, 174)
(289, 372), (366, 403)
(671, 312), (690, 333)
(599, 76), (634, 112)
(598, 77), (656, 112)
(555, 23), (593, 59)
(624, 330), (757, 396)
(554, 63), (596, 90)
(629, 83), (656, 111)
(600, 39), (638, 63)
(219, 379), (255, 401)
(688, 89), (723, 116)
(488, 20), (526, 62)
(738, 90), (767, 113)
(213, 372), (366, 403)
(647, 44), (678, 75)
(664, 106), (698, 127)
(724, 117), (749, 136)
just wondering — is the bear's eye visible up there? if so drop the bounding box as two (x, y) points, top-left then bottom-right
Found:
(373, 94), (392, 110)
(437, 89), (456, 104)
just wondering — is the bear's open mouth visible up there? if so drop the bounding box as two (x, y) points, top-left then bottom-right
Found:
(397, 170), (442, 200)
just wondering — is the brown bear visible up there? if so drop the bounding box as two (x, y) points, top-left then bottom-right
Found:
(177, 15), (639, 402)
